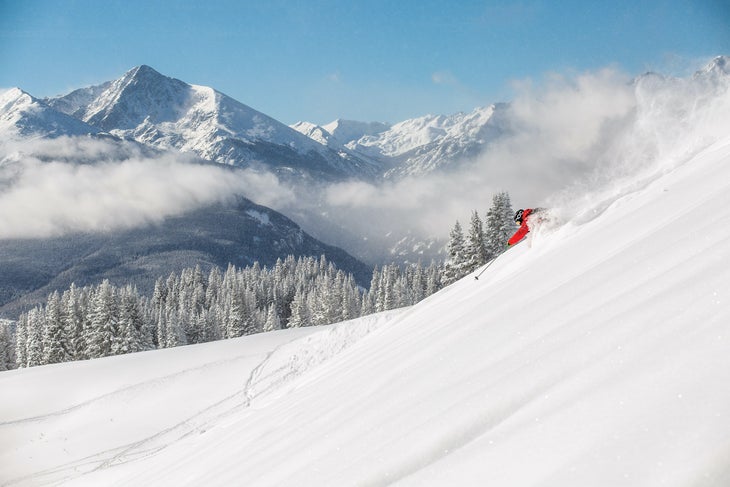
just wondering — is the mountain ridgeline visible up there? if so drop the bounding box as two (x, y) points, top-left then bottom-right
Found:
(43, 65), (383, 182)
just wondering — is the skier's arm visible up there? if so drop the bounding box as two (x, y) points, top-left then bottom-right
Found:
(507, 223), (529, 246)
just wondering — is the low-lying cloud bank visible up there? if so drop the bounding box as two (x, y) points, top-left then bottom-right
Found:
(0, 138), (294, 239)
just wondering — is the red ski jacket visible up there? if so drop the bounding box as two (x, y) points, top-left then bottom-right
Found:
(507, 208), (533, 246)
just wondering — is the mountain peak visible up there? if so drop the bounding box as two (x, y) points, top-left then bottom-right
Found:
(1, 87), (33, 107)
(703, 55), (730, 75)
(76, 65), (191, 131)
(124, 64), (168, 84)
(321, 119), (390, 145)
(0, 87), (100, 138)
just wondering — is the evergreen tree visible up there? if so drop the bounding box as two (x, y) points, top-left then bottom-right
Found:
(485, 191), (515, 257)
(165, 308), (187, 348)
(287, 287), (309, 328)
(0, 324), (15, 371)
(155, 307), (168, 349)
(465, 210), (488, 272)
(86, 280), (118, 358)
(42, 291), (68, 364)
(263, 304), (281, 332)
(25, 308), (45, 367)
(426, 261), (442, 297)
(444, 220), (468, 284)
(225, 292), (246, 338)
(15, 313), (28, 368)
(382, 265), (399, 311)
(116, 286), (146, 355)
(63, 284), (87, 361)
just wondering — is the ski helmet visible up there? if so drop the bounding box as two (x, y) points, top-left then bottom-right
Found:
(514, 209), (524, 224)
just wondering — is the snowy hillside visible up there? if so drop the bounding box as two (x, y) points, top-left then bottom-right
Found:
(2, 127), (729, 486)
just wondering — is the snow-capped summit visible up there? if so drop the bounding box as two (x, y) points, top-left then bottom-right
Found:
(321, 119), (391, 145)
(63, 65), (191, 132)
(293, 106), (509, 179)
(0, 87), (100, 138)
(47, 66), (382, 180)
(695, 55), (730, 80)
(346, 104), (510, 178)
(290, 121), (334, 146)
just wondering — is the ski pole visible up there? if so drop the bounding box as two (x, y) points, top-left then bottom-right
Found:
(474, 255), (498, 280)
(474, 243), (517, 280)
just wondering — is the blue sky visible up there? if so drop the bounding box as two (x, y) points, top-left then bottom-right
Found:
(1, 0), (728, 125)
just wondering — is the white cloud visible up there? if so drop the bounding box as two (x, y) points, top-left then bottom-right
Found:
(327, 71), (342, 83)
(0, 137), (295, 239)
(431, 71), (458, 86)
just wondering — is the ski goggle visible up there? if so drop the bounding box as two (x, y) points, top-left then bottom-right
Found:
(514, 210), (524, 223)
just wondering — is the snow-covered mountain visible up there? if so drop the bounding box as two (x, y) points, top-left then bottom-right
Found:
(3, 127), (729, 486)
(293, 104), (509, 178)
(322, 119), (392, 145)
(45, 66), (381, 180)
(0, 88), (101, 138)
(696, 54), (730, 79)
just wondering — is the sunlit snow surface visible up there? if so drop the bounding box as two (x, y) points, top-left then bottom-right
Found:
(2, 137), (730, 486)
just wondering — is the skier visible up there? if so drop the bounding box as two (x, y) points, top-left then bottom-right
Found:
(507, 208), (541, 246)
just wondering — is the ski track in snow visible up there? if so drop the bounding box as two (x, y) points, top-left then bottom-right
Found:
(0, 312), (398, 487)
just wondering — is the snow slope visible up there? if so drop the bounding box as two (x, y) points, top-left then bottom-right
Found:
(2, 135), (730, 485)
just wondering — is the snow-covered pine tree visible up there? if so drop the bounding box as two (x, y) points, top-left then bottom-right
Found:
(225, 291), (246, 338)
(443, 220), (468, 284)
(86, 280), (118, 359)
(241, 287), (260, 335)
(165, 307), (187, 348)
(25, 307), (45, 367)
(287, 286), (310, 328)
(116, 285), (147, 355)
(263, 304), (281, 332)
(426, 261), (442, 297)
(0, 323), (15, 370)
(485, 191), (515, 257)
(63, 284), (87, 361)
(42, 291), (68, 365)
(465, 210), (488, 273)
(14, 313), (28, 368)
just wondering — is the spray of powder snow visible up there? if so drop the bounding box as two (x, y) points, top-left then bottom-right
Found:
(547, 59), (730, 226)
